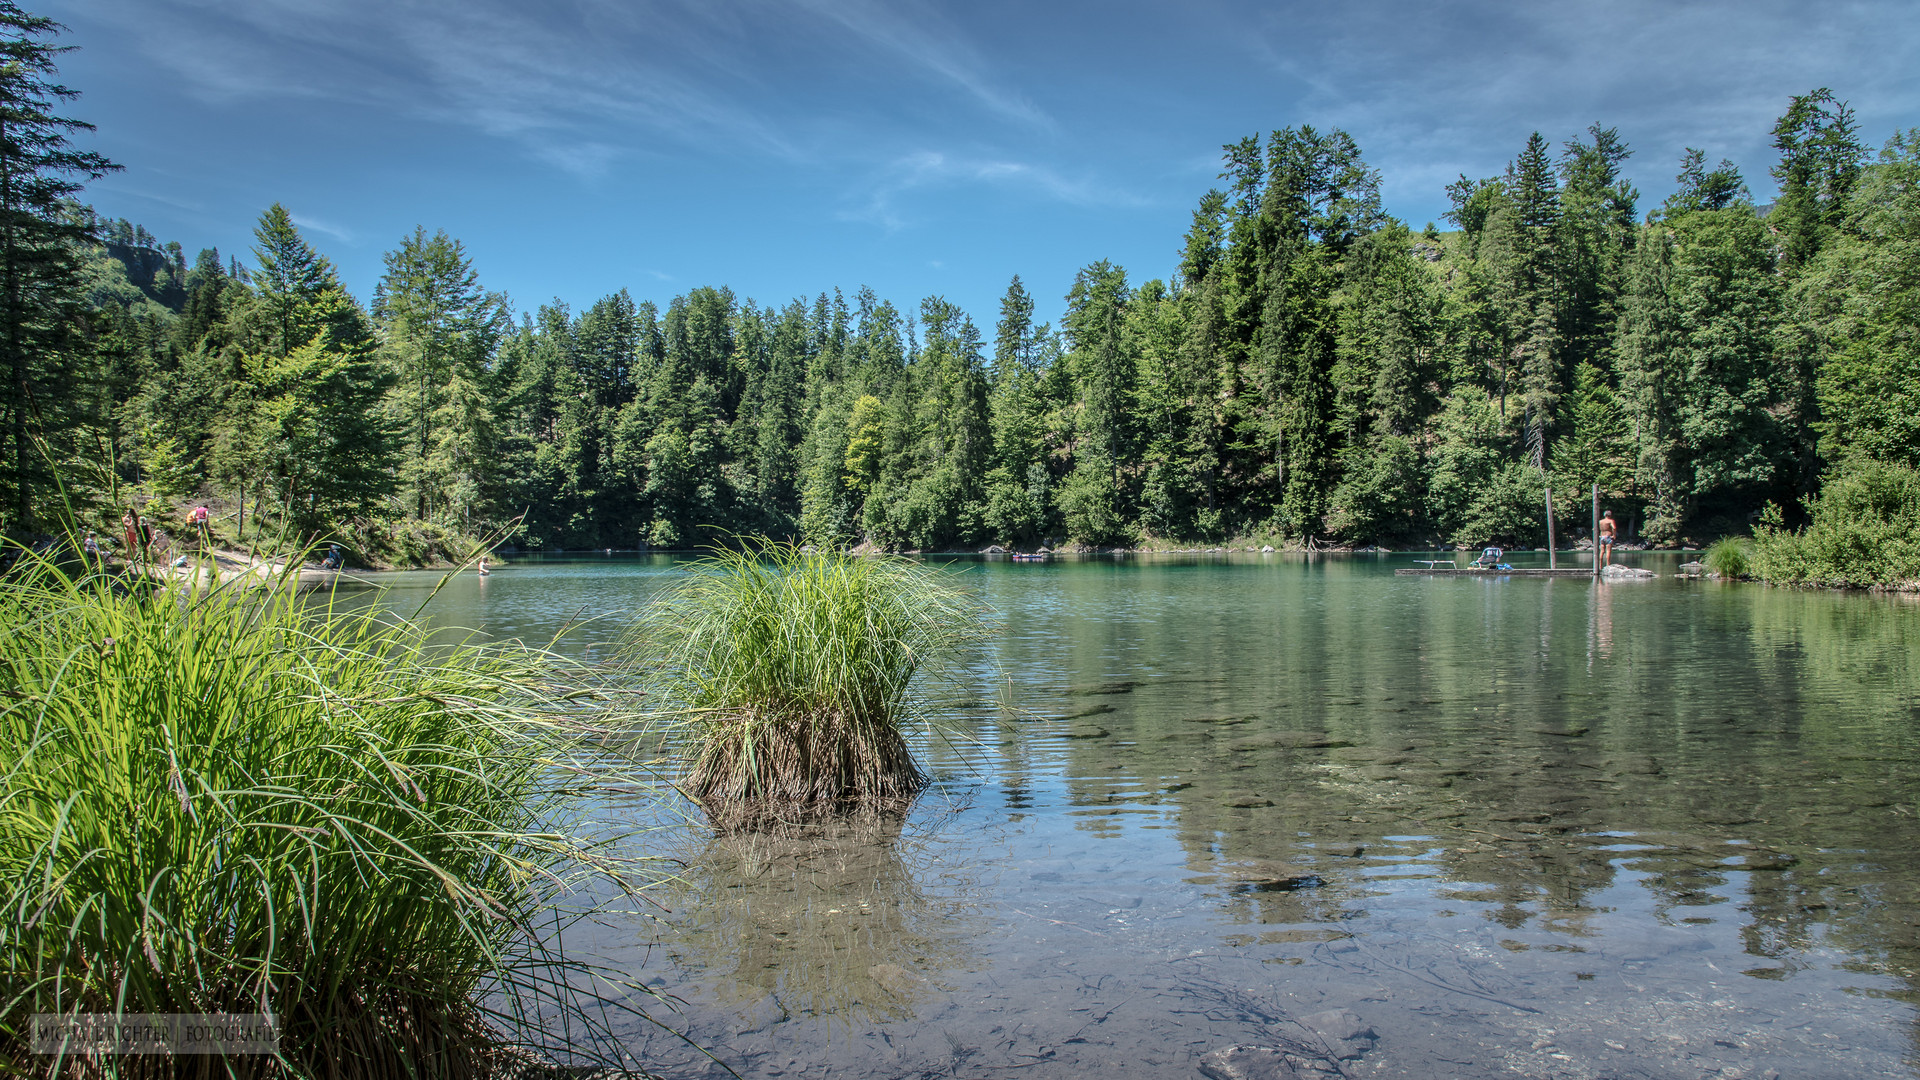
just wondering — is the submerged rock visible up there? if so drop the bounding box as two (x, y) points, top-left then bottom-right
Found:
(1228, 731), (1351, 751)
(1198, 1045), (1339, 1079)
(1602, 563), (1656, 579)
(866, 962), (925, 996)
(1067, 679), (1144, 696)
(1298, 1009), (1376, 1059)
(1198, 1009), (1375, 1079)
(1223, 859), (1320, 889)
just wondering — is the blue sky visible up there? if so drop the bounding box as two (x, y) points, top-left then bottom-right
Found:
(57, 0), (1920, 332)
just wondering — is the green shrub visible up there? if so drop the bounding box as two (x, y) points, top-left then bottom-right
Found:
(1751, 460), (1920, 587)
(1703, 536), (1753, 578)
(629, 542), (988, 828)
(1446, 463), (1546, 549)
(0, 549), (646, 1075)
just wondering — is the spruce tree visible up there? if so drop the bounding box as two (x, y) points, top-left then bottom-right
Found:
(1060, 260), (1133, 543)
(993, 274), (1038, 375)
(373, 227), (506, 525)
(0, 3), (116, 530)
(1771, 89), (1867, 272)
(1501, 132), (1563, 469)
(213, 206), (396, 531)
(1556, 124), (1637, 383)
(1665, 149), (1746, 216)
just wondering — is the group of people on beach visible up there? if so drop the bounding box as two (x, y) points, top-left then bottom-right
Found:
(82, 505), (216, 567)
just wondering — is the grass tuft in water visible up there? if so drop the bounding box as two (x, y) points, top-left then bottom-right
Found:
(1703, 536), (1754, 579)
(629, 542), (988, 829)
(0, 545), (653, 1076)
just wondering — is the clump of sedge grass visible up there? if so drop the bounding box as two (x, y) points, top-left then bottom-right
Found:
(0, 544), (651, 1077)
(629, 542), (988, 829)
(1703, 535), (1754, 579)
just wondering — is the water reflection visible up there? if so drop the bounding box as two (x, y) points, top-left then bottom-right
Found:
(1590, 576), (1613, 661)
(655, 814), (984, 1027)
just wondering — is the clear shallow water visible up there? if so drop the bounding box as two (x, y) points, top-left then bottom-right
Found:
(353, 552), (1920, 1079)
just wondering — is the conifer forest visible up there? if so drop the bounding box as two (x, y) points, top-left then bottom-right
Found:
(22, 13), (1920, 560)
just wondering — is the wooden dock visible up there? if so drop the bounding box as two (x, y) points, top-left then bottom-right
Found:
(1395, 566), (1597, 577)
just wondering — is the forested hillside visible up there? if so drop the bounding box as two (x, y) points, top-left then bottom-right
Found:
(41, 75), (1920, 557)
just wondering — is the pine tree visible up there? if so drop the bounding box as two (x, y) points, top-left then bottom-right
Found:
(1244, 127), (1378, 537)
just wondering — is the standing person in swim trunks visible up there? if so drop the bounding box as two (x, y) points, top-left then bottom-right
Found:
(1598, 510), (1617, 567)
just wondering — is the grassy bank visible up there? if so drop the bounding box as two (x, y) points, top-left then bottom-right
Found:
(0, 549), (649, 1075)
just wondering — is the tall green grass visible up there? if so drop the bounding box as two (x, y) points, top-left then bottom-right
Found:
(0, 547), (651, 1076)
(1703, 536), (1754, 579)
(628, 543), (988, 829)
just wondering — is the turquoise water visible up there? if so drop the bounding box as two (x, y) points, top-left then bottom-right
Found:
(359, 551), (1920, 1078)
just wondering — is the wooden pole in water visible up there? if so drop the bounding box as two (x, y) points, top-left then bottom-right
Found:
(1546, 487), (1556, 569)
(1592, 482), (1600, 579)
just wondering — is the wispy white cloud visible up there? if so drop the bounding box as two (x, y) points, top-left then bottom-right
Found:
(69, 0), (1061, 178)
(289, 213), (356, 244)
(843, 150), (1148, 230)
(112, 186), (207, 214)
(784, 0), (1052, 131)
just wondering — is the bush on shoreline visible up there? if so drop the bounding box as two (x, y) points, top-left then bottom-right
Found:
(1751, 461), (1920, 588)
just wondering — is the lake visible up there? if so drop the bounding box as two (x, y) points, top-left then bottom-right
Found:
(363, 551), (1920, 1079)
